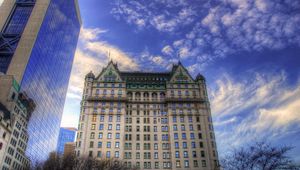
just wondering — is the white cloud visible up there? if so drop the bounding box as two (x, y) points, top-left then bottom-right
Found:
(180, 46), (192, 58)
(85, 41), (138, 71)
(60, 111), (80, 128)
(210, 72), (286, 118)
(79, 28), (107, 41)
(111, 0), (300, 62)
(61, 27), (140, 128)
(211, 71), (300, 149)
(112, 1), (196, 32)
(150, 55), (165, 66)
(68, 27), (140, 96)
(161, 45), (173, 55)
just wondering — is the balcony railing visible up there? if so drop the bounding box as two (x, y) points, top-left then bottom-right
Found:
(165, 97), (206, 103)
(86, 96), (127, 102)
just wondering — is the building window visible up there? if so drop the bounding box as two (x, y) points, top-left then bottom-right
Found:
(182, 133), (186, 140)
(98, 133), (103, 139)
(115, 151), (119, 158)
(174, 133), (178, 140)
(136, 152), (140, 159)
(108, 124), (112, 130)
(117, 115), (121, 122)
(144, 152), (151, 159)
(191, 142), (196, 148)
(184, 151), (188, 158)
(162, 134), (168, 141)
(173, 125), (177, 131)
(106, 151), (111, 158)
(144, 143), (151, 150)
(154, 134), (158, 141)
(193, 151), (197, 158)
(107, 142), (111, 148)
(98, 142), (102, 148)
(115, 142), (120, 148)
(100, 115), (104, 122)
(125, 143), (132, 150)
(175, 142), (179, 149)
(189, 124), (194, 131)
(91, 124), (96, 130)
(180, 125), (185, 131)
(155, 162), (159, 169)
(194, 160), (199, 167)
(201, 151), (205, 157)
(89, 151), (93, 157)
(92, 115), (97, 121)
(116, 124), (120, 130)
(89, 142), (94, 148)
(154, 152), (158, 159)
(107, 133), (112, 139)
(154, 143), (158, 150)
(202, 160), (207, 167)
(99, 124), (104, 130)
(116, 133), (120, 139)
(200, 142), (204, 148)
(109, 115), (113, 122)
(198, 133), (203, 139)
(175, 151), (180, 158)
(144, 134), (150, 141)
(125, 152), (132, 159)
(184, 160), (189, 168)
(97, 151), (102, 158)
(90, 132), (95, 139)
(190, 133), (195, 139)
(176, 161), (181, 168)
(125, 134), (132, 140)
(183, 142), (187, 149)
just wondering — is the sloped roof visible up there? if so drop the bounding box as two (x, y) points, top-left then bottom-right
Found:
(120, 72), (171, 82)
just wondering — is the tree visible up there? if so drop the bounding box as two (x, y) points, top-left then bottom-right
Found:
(221, 141), (300, 170)
(32, 152), (138, 170)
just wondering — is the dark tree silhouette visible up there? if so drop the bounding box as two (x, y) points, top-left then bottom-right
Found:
(32, 152), (138, 170)
(221, 141), (300, 170)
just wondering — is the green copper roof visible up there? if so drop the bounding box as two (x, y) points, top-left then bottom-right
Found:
(120, 72), (171, 83)
(13, 79), (20, 92)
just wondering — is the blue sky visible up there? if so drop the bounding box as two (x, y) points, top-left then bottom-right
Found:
(60, 0), (300, 162)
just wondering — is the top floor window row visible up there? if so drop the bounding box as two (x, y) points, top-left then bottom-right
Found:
(95, 83), (123, 88)
(170, 90), (197, 97)
(169, 84), (197, 89)
(94, 89), (123, 95)
(127, 92), (166, 99)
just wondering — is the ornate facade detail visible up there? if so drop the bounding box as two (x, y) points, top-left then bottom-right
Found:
(76, 61), (220, 170)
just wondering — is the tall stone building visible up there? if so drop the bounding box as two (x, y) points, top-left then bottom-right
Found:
(0, 75), (35, 169)
(76, 61), (219, 170)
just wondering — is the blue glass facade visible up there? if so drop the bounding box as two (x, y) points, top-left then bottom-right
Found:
(4, 6), (33, 34)
(56, 128), (76, 155)
(0, 2), (34, 73)
(19, 0), (80, 163)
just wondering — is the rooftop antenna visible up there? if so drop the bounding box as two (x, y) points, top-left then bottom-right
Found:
(107, 49), (113, 63)
(109, 50), (111, 59)
(177, 50), (181, 65)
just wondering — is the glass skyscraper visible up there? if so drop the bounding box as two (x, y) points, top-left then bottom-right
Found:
(0, 0), (81, 163)
(56, 127), (77, 155)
